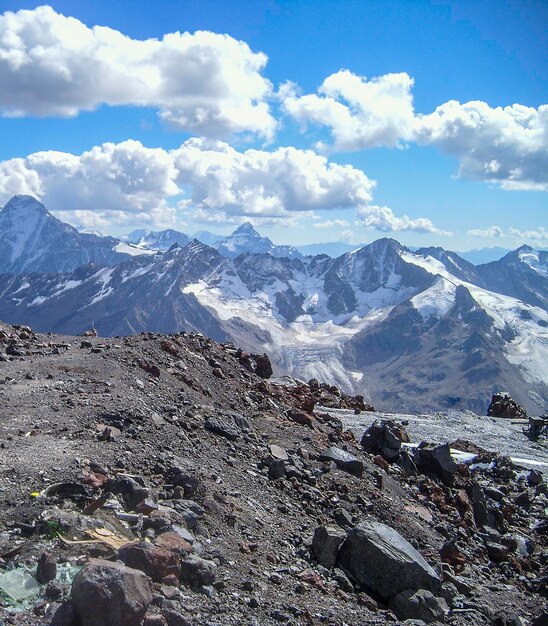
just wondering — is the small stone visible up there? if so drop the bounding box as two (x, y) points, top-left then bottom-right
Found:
(318, 447), (364, 475)
(204, 416), (240, 440)
(268, 459), (286, 480)
(269, 444), (288, 460)
(36, 551), (57, 584)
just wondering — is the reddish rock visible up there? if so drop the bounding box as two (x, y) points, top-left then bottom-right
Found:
(71, 559), (153, 626)
(118, 542), (181, 582)
(155, 532), (192, 556)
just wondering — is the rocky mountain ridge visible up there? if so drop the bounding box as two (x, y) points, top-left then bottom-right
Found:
(0, 196), (546, 415)
(0, 321), (545, 625)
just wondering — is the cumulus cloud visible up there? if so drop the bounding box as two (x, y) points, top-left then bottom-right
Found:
(172, 138), (375, 220)
(415, 101), (548, 191)
(0, 5), (275, 138)
(0, 137), (443, 233)
(282, 70), (415, 151)
(0, 140), (179, 225)
(357, 204), (450, 234)
(282, 71), (548, 190)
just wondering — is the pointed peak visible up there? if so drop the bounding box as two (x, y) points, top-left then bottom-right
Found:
(365, 237), (403, 253)
(515, 244), (535, 253)
(232, 222), (259, 236)
(2, 195), (50, 216)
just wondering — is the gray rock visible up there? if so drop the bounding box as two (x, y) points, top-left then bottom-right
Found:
(471, 481), (488, 527)
(311, 525), (347, 568)
(413, 442), (457, 485)
(268, 459), (286, 480)
(169, 499), (205, 529)
(71, 559), (153, 626)
(361, 419), (410, 461)
(179, 555), (216, 590)
(107, 476), (150, 511)
(269, 444), (288, 461)
(389, 588), (449, 623)
(337, 520), (441, 600)
(319, 447), (364, 475)
(204, 416), (240, 440)
(50, 601), (76, 626)
(332, 567), (354, 593)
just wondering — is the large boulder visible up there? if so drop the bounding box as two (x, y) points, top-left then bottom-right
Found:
(361, 419), (411, 461)
(413, 442), (457, 486)
(71, 559), (153, 626)
(337, 521), (440, 601)
(487, 392), (527, 419)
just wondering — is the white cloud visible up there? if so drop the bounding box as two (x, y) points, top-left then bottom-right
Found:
(0, 137), (444, 233)
(172, 137), (376, 220)
(313, 219), (350, 229)
(415, 101), (548, 191)
(0, 5), (275, 138)
(282, 71), (548, 190)
(339, 230), (354, 243)
(508, 226), (548, 243)
(467, 225), (547, 244)
(0, 140), (179, 225)
(467, 225), (504, 238)
(0, 138), (369, 226)
(282, 70), (415, 151)
(357, 205), (450, 234)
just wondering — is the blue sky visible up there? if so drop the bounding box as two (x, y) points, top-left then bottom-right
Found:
(0, 0), (546, 250)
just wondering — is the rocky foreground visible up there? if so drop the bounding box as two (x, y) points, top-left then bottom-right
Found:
(0, 322), (546, 626)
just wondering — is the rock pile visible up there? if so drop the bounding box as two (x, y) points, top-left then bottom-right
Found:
(487, 392), (527, 419)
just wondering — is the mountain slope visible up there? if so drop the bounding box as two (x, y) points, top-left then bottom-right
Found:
(0, 195), (146, 274)
(476, 245), (548, 308)
(1, 237), (545, 413)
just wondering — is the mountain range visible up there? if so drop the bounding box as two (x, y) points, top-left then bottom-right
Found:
(0, 195), (546, 414)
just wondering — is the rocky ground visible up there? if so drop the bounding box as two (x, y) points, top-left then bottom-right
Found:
(0, 322), (546, 626)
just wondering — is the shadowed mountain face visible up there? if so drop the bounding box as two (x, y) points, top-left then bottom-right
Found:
(0, 196), (546, 414)
(475, 246), (548, 309)
(0, 196), (142, 273)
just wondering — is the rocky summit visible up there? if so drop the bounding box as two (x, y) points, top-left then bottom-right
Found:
(0, 321), (546, 626)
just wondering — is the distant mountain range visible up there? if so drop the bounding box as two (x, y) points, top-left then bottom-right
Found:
(1, 195), (546, 414)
